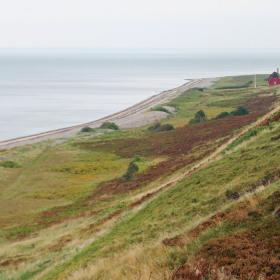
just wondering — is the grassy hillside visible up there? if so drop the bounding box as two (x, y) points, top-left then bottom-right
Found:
(0, 75), (279, 280)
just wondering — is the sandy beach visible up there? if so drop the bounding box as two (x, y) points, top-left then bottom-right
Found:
(0, 78), (216, 150)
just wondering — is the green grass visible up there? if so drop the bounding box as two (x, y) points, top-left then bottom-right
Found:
(43, 120), (280, 279)
(212, 74), (269, 89)
(0, 75), (279, 280)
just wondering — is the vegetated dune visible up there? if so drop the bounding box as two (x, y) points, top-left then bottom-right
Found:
(0, 75), (279, 280)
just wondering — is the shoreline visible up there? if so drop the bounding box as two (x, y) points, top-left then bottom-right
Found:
(0, 78), (216, 150)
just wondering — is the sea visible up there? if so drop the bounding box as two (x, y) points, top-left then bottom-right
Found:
(0, 49), (279, 141)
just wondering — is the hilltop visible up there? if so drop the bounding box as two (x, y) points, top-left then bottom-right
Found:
(0, 75), (279, 280)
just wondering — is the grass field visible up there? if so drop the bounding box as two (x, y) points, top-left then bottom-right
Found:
(0, 75), (279, 280)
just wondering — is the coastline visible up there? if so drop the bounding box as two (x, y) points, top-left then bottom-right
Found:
(0, 78), (216, 150)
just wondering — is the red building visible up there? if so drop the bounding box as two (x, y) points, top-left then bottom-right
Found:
(268, 70), (280, 86)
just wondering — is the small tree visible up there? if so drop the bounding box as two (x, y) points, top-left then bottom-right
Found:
(189, 110), (207, 124)
(123, 161), (139, 181)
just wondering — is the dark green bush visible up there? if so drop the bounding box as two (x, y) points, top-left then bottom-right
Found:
(189, 110), (207, 124)
(100, 122), (119, 130)
(216, 111), (230, 119)
(231, 106), (249, 116)
(0, 160), (21, 168)
(80, 126), (94, 133)
(148, 122), (161, 132)
(122, 161), (139, 181)
(148, 122), (174, 132)
(225, 190), (240, 200)
(152, 106), (170, 114)
(160, 124), (175, 131)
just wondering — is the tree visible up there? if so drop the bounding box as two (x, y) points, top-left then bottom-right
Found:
(122, 161), (139, 181)
(189, 110), (207, 124)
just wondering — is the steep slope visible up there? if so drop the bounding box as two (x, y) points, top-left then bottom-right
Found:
(44, 107), (280, 280)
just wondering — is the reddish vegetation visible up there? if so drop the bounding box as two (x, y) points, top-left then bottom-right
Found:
(172, 261), (216, 280)
(88, 96), (276, 159)
(193, 232), (280, 280)
(172, 191), (280, 280)
(89, 96), (276, 196)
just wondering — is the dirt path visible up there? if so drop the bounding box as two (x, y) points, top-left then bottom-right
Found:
(0, 78), (217, 150)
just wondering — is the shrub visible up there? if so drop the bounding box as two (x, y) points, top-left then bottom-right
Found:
(0, 160), (21, 168)
(193, 87), (205, 92)
(225, 190), (240, 200)
(100, 122), (119, 130)
(122, 161), (139, 181)
(148, 122), (174, 132)
(80, 126), (94, 133)
(189, 110), (207, 124)
(231, 106), (249, 116)
(152, 105), (170, 114)
(216, 111), (230, 119)
(160, 124), (175, 131)
(148, 122), (161, 132)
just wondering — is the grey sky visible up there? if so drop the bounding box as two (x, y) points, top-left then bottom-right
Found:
(1, 0), (279, 49)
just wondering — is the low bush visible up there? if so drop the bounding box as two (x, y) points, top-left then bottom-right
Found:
(148, 122), (161, 132)
(80, 126), (94, 133)
(0, 160), (21, 168)
(100, 122), (119, 130)
(189, 110), (207, 124)
(215, 107), (249, 120)
(225, 190), (240, 200)
(160, 124), (175, 131)
(193, 87), (205, 92)
(231, 106), (249, 116)
(152, 105), (170, 114)
(148, 122), (174, 132)
(216, 111), (230, 119)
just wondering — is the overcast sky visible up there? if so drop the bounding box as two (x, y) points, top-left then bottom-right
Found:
(1, 0), (279, 50)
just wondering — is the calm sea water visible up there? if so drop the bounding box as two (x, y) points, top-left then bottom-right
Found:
(0, 50), (279, 141)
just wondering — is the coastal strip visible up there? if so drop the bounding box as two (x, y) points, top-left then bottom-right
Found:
(0, 78), (216, 150)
